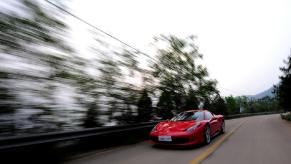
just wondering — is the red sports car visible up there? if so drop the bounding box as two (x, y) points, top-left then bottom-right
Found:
(149, 110), (225, 146)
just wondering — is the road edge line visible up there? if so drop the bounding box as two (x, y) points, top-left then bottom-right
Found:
(189, 120), (246, 164)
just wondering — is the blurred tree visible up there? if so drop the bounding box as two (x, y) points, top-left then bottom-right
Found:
(152, 35), (217, 114)
(69, 59), (101, 128)
(209, 95), (228, 115)
(118, 50), (140, 123)
(275, 55), (291, 111)
(203, 97), (211, 110)
(98, 59), (122, 121)
(184, 88), (199, 109)
(235, 96), (249, 113)
(157, 91), (174, 119)
(136, 89), (152, 122)
(0, 71), (16, 134)
(0, 0), (73, 133)
(118, 84), (139, 124)
(0, 72), (15, 114)
(196, 77), (218, 109)
(91, 30), (147, 124)
(224, 95), (279, 114)
(225, 96), (239, 114)
(247, 99), (256, 113)
(82, 102), (100, 128)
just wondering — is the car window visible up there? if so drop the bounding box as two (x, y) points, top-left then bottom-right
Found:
(205, 111), (213, 120)
(171, 111), (204, 121)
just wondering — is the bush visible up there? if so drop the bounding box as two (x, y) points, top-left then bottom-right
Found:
(281, 112), (291, 121)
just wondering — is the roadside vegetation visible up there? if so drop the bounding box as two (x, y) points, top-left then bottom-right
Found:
(0, 0), (282, 136)
(275, 54), (291, 121)
(281, 112), (291, 121)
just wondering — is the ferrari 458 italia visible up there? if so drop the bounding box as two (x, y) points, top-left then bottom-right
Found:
(149, 110), (225, 146)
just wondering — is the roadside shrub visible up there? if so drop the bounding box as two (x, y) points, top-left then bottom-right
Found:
(281, 112), (291, 121)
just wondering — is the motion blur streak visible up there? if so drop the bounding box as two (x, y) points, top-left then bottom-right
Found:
(0, 0), (282, 138)
(0, 0), (156, 136)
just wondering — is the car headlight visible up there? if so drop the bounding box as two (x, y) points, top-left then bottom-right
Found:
(186, 122), (201, 132)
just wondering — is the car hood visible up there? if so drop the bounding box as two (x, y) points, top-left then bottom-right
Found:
(155, 120), (197, 133)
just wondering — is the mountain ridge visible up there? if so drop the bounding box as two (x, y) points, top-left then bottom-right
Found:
(246, 87), (275, 99)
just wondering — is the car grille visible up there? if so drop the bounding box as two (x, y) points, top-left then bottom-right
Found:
(150, 136), (189, 144)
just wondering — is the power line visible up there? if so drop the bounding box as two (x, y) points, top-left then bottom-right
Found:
(46, 0), (244, 95)
(44, 0), (157, 62)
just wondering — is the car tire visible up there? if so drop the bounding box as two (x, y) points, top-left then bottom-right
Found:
(204, 125), (211, 144)
(220, 121), (225, 134)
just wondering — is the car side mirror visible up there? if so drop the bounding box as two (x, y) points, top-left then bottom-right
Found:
(211, 117), (217, 121)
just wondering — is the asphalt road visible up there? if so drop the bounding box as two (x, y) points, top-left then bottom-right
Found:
(64, 114), (291, 164)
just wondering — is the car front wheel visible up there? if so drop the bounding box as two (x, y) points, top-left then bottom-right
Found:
(220, 121), (225, 134)
(204, 125), (211, 144)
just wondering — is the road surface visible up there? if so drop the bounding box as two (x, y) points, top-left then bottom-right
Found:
(64, 114), (291, 164)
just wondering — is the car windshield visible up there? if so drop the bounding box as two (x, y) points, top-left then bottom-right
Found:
(171, 111), (203, 121)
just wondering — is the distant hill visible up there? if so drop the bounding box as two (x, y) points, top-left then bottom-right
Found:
(247, 87), (275, 99)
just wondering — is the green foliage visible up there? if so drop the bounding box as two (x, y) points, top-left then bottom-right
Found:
(246, 96), (279, 113)
(82, 102), (100, 128)
(225, 96), (240, 114)
(0, 0), (73, 133)
(281, 113), (291, 121)
(152, 35), (218, 114)
(0, 71), (15, 114)
(275, 55), (291, 111)
(209, 95), (228, 115)
(96, 53), (140, 124)
(224, 95), (279, 115)
(5, 0), (280, 136)
(184, 89), (199, 109)
(136, 89), (153, 122)
(157, 91), (174, 119)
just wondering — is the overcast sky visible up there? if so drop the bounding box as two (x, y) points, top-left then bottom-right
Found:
(67, 0), (291, 96)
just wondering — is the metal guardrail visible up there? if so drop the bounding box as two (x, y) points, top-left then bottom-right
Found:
(0, 111), (281, 151)
(224, 111), (281, 119)
(0, 122), (158, 151)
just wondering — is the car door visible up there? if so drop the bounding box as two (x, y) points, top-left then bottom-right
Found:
(205, 111), (219, 135)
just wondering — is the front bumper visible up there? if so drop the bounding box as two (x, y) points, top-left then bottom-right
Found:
(149, 130), (204, 146)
